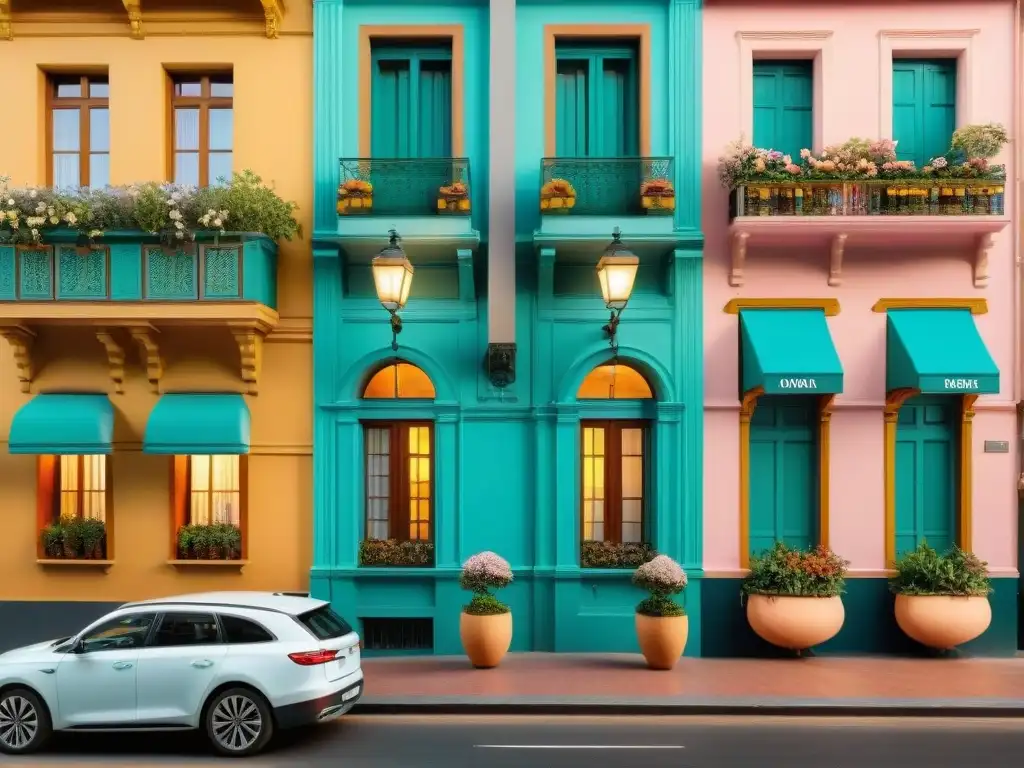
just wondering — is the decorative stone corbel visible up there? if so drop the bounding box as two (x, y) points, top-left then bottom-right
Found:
(259, 0), (283, 39)
(962, 393), (979, 423)
(230, 326), (264, 396)
(128, 326), (164, 395)
(974, 232), (993, 288)
(0, 0), (12, 41)
(122, 0), (143, 39)
(95, 329), (126, 395)
(739, 385), (764, 423)
(0, 326), (35, 393)
(883, 387), (919, 423)
(828, 233), (847, 287)
(818, 393), (836, 424)
(729, 231), (749, 287)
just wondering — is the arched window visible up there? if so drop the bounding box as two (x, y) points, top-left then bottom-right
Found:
(362, 362), (436, 399)
(577, 362), (653, 560)
(577, 362), (653, 399)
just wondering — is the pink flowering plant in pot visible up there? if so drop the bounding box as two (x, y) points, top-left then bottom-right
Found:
(632, 555), (688, 670)
(458, 551), (514, 668)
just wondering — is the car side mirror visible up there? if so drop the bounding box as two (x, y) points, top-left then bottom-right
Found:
(68, 638), (85, 654)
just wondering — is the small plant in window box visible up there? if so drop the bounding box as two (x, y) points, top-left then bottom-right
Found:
(336, 179), (374, 215)
(581, 540), (657, 569)
(40, 518), (107, 560)
(640, 178), (675, 214)
(437, 182), (470, 214)
(177, 523), (242, 560)
(41, 524), (64, 559)
(539, 179), (576, 213)
(358, 538), (435, 567)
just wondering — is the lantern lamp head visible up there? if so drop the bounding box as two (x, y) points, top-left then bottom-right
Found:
(596, 228), (639, 311)
(371, 229), (414, 350)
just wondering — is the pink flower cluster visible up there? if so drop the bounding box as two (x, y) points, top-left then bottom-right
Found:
(633, 555), (687, 591)
(462, 551), (513, 583)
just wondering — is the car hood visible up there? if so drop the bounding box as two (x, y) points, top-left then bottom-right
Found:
(0, 639), (67, 660)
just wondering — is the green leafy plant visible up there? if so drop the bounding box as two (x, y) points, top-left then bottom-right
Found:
(460, 551), (513, 616)
(78, 518), (107, 559)
(58, 517), (84, 559)
(581, 541), (657, 569)
(889, 543), (992, 597)
(633, 555), (687, 617)
(358, 538), (435, 567)
(177, 523), (242, 560)
(742, 542), (849, 599)
(40, 524), (63, 558)
(951, 123), (1009, 159)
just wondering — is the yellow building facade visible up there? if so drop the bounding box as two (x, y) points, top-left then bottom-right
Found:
(0, 0), (313, 647)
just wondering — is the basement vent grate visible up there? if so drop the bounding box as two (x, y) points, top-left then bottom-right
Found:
(360, 618), (434, 651)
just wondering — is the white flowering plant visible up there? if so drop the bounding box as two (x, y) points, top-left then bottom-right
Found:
(0, 170), (300, 248)
(632, 554), (687, 617)
(460, 551), (513, 616)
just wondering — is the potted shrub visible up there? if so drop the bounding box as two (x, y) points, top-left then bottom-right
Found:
(60, 518), (84, 559)
(41, 523), (63, 558)
(742, 542), (849, 652)
(458, 551), (514, 668)
(890, 544), (992, 650)
(632, 554), (688, 670)
(79, 518), (106, 559)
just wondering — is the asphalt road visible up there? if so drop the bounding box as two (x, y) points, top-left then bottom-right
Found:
(16, 714), (1024, 766)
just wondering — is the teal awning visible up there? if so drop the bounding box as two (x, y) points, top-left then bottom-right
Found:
(739, 309), (844, 395)
(8, 394), (114, 455)
(143, 394), (251, 454)
(886, 309), (999, 394)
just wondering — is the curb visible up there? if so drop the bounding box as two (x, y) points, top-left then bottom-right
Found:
(356, 701), (1024, 718)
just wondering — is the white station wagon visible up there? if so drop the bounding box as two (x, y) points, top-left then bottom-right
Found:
(0, 591), (363, 757)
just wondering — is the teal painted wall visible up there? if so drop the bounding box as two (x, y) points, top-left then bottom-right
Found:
(892, 59), (956, 168)
(751, 60), (812, 161)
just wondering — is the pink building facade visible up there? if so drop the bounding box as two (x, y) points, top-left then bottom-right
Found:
(701, 0), (1020, 655)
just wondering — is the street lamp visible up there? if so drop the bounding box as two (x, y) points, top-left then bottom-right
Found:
(371, 229), (414, 351)
(596, 227), (639, 352)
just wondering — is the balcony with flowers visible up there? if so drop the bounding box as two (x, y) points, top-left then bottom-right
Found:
(0, 170), (299, 395)
(719, 125), (1010, 287)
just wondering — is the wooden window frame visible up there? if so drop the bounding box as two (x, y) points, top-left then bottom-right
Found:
(579, 420), (649, 545)
(35, 455), (114, 559)
(361, 421), (434, 542)
(46, 74), (109, 188)
(169, 455), (248, 559)
(168, 73), (234, 188)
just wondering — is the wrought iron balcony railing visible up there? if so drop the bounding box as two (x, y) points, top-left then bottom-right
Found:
(337, 157), (471, 217)
(731, 180), (1006, 218)
(539, 157), (675, 216)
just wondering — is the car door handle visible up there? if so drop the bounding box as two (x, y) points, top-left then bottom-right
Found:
(112, 661), (133, 670)
(191, 660), (214, 669)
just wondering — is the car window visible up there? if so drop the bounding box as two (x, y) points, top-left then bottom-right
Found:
(219, 614), (275, 644)
(79, 613), (156, 653)
(297, 605), (353, 640)
(151, 612), (222, 647)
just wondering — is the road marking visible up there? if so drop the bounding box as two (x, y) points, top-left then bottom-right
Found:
(475, 745), (684, 749)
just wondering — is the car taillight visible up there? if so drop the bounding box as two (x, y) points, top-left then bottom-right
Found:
(288, 649), (338, 666)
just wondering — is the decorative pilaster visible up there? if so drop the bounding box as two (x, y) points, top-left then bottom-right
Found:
(667, 0), (702, 232)
(313, 0), (346, 231)
(434, 413), (460, 566)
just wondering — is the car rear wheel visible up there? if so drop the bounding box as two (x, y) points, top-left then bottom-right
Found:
(0, 688), (51, 755)
(205, 687), (274, 757)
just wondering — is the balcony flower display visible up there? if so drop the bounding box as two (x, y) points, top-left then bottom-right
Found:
(718, 126), (1007, 218)
(336, 178), (374, 215)
(0, 170), (300, 247)
(539, 178), (576, 212)
(437, 181), (471, 214)
(640, 178), (675, 214)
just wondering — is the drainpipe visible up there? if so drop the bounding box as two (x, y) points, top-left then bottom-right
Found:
(486, 0), (517, 389)
(1015, 0), (1022, 493)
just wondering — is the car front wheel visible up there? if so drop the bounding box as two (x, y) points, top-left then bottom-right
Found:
(0, 687), (52, 755)
(205, 687), (274, 757)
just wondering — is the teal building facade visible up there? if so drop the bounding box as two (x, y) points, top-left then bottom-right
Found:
(311, 0), (705, 654)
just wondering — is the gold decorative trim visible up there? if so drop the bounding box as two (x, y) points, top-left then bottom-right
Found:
(122, 0), (143, 38)
(128, 325), (164, 395)
(95, 328), (126, 395)
(259, 0), (282, 38)
(0, 326), (35, 393)
(738, 386), (764, 568)
(724, 298), (840, 316)
(819, 394), (836, 548)
(736, 30), (834, 40)
(0, 0), (11, 40)
(871, 298), (988, 315)
(0, 301), (279, 331)
(268, 317), (313, 342)
(960, 394), (979, 552)
(883, 387), (920, 566)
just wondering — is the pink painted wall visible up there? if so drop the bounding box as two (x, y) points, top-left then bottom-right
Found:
(702, 0), (1019, 575)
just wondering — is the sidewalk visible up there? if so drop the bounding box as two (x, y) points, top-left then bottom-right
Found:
(358, 654), (1024, 716)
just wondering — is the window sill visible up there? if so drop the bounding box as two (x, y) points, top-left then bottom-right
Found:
(167, 559), (248, 570)
(37, 558), (113, 571)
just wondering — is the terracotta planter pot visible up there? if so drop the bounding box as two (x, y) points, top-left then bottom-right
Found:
(746, 594), (845, 651)
(635, 614), (688, 670)
(894, 594), (992, 650)
(460, 611), (512, 669)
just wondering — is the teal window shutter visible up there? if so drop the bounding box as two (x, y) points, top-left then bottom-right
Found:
(892, 59), (956, 168)
(554, 42), (638, 158)
(371, 45), (452, 158)
(752, 60), (812, 160)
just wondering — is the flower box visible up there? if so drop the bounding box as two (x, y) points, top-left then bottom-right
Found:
(437, 182), (471, 214)
(337, 179), (374, 215)
(540, 178), (577, 214)
(640, 179), (675, 215)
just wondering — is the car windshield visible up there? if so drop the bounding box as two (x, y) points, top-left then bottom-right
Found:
(297, 606), (353, 640)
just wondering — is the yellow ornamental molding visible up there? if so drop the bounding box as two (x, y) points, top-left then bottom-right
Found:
(260, 0), (283, 39)
(0, 0), (12, 40)
(122, 0), (144, 39)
